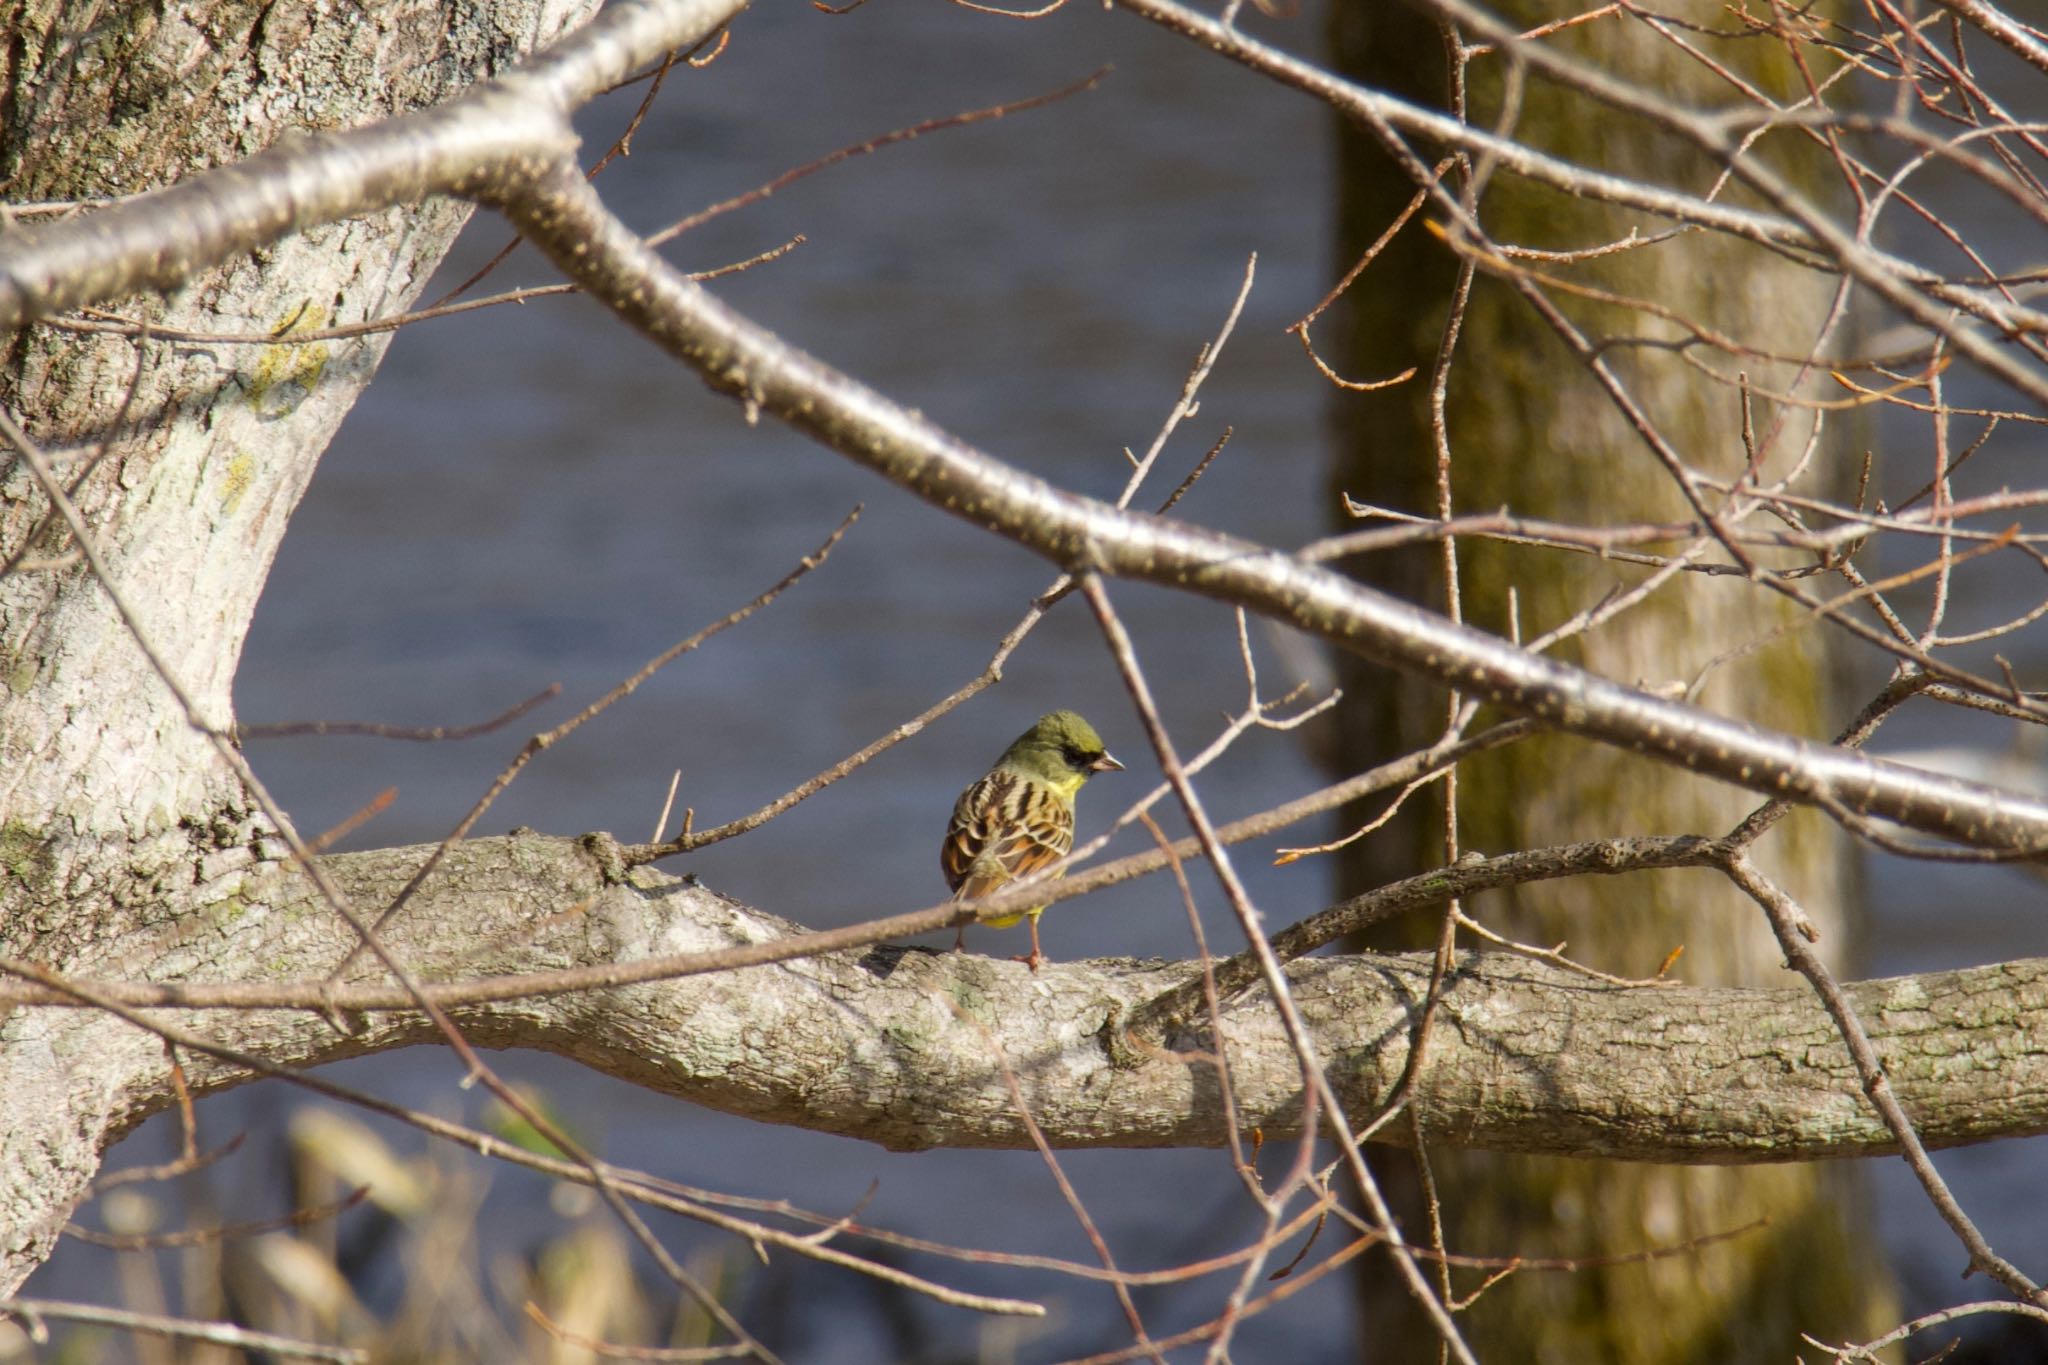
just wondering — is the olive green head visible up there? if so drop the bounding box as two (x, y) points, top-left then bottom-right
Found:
(994, 710), (1124, 794)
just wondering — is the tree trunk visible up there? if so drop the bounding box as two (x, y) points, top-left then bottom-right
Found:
(1323, 6), (1898, 1358)
(0, 0), (597, 1291)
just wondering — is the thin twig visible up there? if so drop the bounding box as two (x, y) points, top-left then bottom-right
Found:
(237, 685), (562, 741)
(1721, 851), (2042, 1303)
(0, 1297), (367, 1363)
(1076, 574), (1476, 1365)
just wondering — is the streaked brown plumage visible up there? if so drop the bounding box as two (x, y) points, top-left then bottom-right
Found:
(943, 709), (1122, 971)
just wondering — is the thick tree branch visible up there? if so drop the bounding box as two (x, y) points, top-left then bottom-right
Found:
(14, 834), (2048, 1165)
(0, 0), (747, 329)
(487, 160), (2048, 856)
(6, 0), (2045, 855)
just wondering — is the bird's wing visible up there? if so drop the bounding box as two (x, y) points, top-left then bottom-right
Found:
(943, 770), (1075, 900)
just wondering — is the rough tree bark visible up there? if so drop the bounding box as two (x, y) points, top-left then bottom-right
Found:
(1326, 4), (1894, 1359)
(0, 0), (600, 1293)
(16, 833), (2048, 1176)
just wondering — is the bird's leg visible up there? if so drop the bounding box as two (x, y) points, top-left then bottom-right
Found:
(1011, 915), (1046, 973)
(952, 924), (967, 953)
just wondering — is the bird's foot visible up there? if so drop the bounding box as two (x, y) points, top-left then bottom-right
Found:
(1010, 950), (1045, 973)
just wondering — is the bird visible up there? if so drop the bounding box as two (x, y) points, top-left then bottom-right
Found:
(942, 709), (1123, 971)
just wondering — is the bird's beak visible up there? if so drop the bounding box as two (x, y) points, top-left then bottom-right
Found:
(1091, 752), (1125, 773)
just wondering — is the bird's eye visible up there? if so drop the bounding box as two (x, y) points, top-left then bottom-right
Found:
(1064, 745), (1098, 768)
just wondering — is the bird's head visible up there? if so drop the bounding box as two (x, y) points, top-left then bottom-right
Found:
(998, 709), (1124, 793)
